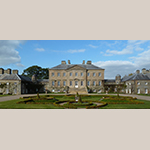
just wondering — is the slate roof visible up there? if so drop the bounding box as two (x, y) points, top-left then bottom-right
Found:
(122, 73), (150, 81)
(38, 79), (49, 82)
(0, 74), (31, 82)
(50, 64), (104, 70)
(104, 79), (115, 83)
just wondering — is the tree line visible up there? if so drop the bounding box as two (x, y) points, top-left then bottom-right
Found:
(21, 65), (49, 79)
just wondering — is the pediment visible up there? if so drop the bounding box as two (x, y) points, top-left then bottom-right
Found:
(66, 65), (86, 71)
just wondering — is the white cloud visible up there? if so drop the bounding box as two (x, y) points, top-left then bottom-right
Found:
(104, 40), (148, 56)
(88, 44), (98, 48)
(94, 60), (136, 79)
(67, 49), (85, 53)
(16, 63), (25, 67)
(51, 49), (86, 53)
(94, 47), (150, 79)
(35, 48), (45, 52)
(105, 47), (133, 55)
(0, 40), (25, 66)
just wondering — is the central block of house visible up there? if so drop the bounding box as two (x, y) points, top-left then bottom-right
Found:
(49, 60), (105, 94)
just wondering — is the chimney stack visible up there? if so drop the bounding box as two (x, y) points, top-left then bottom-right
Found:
(7, 68), (11, 74)
(142, 68), (146, 74)
(13, 70), (19, 74)
(0, 68), (4, 74)
(82, 60), (85, 64)
(61, 61), (66, 64)
(86, 60), (92, 65)
(68, 60), (71, 64)
(136, 70), (140, 74)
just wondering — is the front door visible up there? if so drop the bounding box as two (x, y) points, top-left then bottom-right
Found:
(75, 81), (78, 88)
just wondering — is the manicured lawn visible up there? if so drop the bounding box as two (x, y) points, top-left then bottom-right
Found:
(0, 95), (150, 109)
(100, 99), (150, 109)
(0, 99), (62, 109)
(0, 94), (11, 97)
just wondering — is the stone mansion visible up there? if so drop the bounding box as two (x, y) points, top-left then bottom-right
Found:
(49, 60), (104, 94)
(0, 60), (150, 95)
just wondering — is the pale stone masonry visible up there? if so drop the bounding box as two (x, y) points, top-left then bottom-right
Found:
(1, 62), (150, 95)
(49, 60), (105, 94)
(122, 68), (150, 94)
(0, 68), (31, 95)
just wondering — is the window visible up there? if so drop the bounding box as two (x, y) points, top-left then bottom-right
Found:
(145, 88), (148, 94)
(129, 83), (131, 85)
(52, 81), (55, 86)
(93, 89), (96, 92)
(129, 89), (131, 94)
(63, 81), (66, 86)
(14, 89), (17, 94)
(93, 81), (96, 86)
(70, 81), (72, 86)
(75, 72), (78, 76)
(70, 72), (72, 76)
(137, 88), (140, 94)
(57, 73), (60, 77)
(81, 72), (83, 76)
(98, 73), (101, 77)
(87, 73), (90, 77)
(145, 82), (148, 85)
(63, 73), (66, 76)
(52, 72), (54, 76)
(99, 81), (101, 86)
(81, 81), (83, 86)
(7, 82), (9, 85)
(98, 89), (101, 93)
(26, 89), (28, 93)
(87, 81), (90, 86)
(14, 82), (17, 85)
(137, 82), (140, 85)
(93, 73), (96, 77)
(58, 81), (60, 86)
(75, 81), (78, 86)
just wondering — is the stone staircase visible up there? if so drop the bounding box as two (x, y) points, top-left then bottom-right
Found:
(69, 87), (88, 94)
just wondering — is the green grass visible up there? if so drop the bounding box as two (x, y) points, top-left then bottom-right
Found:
(0, 95), (150, 109)
(0, 99), (62, 109)
(0, 94), (11, 97)
(100, 99), (150, 109)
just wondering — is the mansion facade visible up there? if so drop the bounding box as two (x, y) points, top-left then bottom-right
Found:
(1, 60), (150, 95)
(49, 60), (104, 94)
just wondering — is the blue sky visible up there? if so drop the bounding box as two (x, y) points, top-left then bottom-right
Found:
(0, 40), (150, 79)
